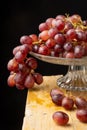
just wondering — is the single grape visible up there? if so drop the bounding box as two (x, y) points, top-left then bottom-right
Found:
(39, 30), (49, 41)
(26, 57), (38, 70)
(76, 31), (86, 41)
(33, 72), (43, 84)
(7, 58), (18, 72)
(76, 109), (87, 123)
(74, 45), (85, 58)
(45, 38), (56, 48)
(75, 97), (87, 109)
(24, 74), (35, 88)
(15, 51), (27, 63)
(46, 17), (54, 27)
(63, 42), (73, 51)
(54, 33), (66, 45)
(14, 72), (26, 85)
(52, 111), (69, 125)
(66, 28), (76, 40)
(7, 74), (15, 87)
(20, 44), (30, 53)
(48, 27), (58, 38)
(54, 44), (63, 53)
(38, 45), (50, 55)
(20, 35), (32, 45)
(29, 34), (38, 42)
(39, 22), (49, 32)
(62, 96), (74, 110)
(51, 93), (65, 106)
(55, 19), (65, 31)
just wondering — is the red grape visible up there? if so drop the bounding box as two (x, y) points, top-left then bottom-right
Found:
(39, 30), (49, 41)
(46, 17), (54, 27)
(39, 22), (49, 32)
(7, 74), (15, 87)
(38, 45), (50, 55)
(68, 14), (81, 24)
(33, 72), (43, 84)
(14, 72), (26, 85)
(19, 44), (30, 54)
(63, 42), (73, 51)
(55, 19), (65, 31)
(62, 96), (74, 110)
(51, 93), (65, 106)
(45, 38), (56, 48)
(52, 111), (69, 125)
(20, 35), (32, 45)
(48, 27), (58, 38)
(74, 45), (85, 58)
(66, 28), (76, 40)
(76, 31), (86, 41)
(54, 33), (65, 45)
(76, 109), (87, 123)
(75, 97), (87, 109)
(29, 34), (38, 42)
(26, 57), (38, 70)
(7, 58), (18, 72)
(15, 51), (27, 63)
(24, 74), (35, 89)
(54, 44), (63, 53)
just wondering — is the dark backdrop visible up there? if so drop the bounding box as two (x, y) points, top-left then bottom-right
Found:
(0, 0), (86, 130)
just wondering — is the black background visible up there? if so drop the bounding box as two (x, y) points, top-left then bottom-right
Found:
(0, 0), (86, 130)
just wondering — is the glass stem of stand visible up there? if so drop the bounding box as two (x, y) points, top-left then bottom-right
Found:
(57, 65), (87, 92)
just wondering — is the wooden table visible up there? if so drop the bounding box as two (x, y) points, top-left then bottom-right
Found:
(22, 75), (87, 130)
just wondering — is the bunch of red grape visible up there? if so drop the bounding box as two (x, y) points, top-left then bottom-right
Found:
(7, 14), (87, 90)
(7, 35), (43, 90)
(50, 88), (87, 125)
(32, 14), (87, 58)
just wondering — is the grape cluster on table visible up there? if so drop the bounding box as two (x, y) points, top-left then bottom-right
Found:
(50, 88), (87, 125)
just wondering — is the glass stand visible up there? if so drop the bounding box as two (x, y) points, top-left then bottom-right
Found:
(57, 65), (87, 91)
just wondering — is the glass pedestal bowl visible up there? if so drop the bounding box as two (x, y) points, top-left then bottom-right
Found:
(30, 51), (87, 92)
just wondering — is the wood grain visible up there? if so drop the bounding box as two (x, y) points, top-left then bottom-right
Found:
(22, 75), (87, 130)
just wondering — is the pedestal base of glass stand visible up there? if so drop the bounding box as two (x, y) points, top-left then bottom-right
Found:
(57, 65), (87, 91)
